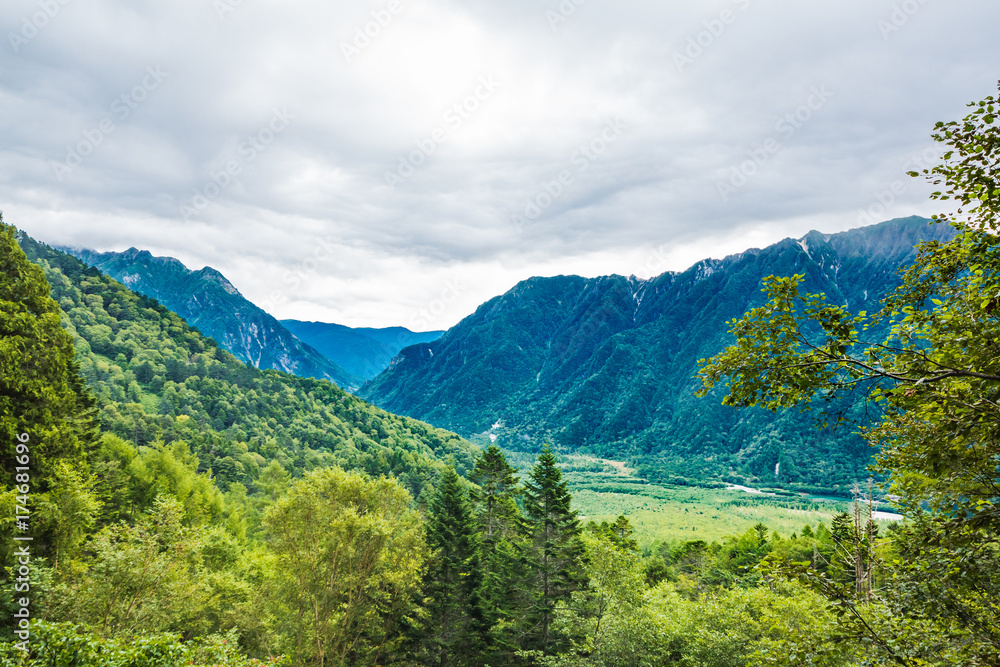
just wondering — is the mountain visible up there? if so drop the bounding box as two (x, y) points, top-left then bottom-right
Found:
(280, 320), (444, 380)
(17, 228), (478, 494)
(62, 247), (363, 391)
(361, 217), (956, 492)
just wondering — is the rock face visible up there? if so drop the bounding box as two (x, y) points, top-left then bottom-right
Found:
(280, 320), (443, 381)
(64, 247), (362, 390)
(361, 217), (956, 488)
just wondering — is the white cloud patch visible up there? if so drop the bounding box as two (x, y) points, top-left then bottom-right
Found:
(1, 0), (997, 328)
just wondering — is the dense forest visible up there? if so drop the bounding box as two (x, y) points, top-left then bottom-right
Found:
(17, 232), (476, 498)
(1, 87), (998, 665)
(361, 217), (955, 493)
(62, 247), (363, 389)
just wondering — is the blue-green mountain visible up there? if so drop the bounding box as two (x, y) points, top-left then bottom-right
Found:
(280, 320), (443, 380)
(18, 229), (477, 495)
(63, 247), (363, 390)
(361, 217), (955, 492)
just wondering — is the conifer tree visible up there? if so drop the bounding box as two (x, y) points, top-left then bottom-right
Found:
(469, 444), (523, 542)
(422, 465), (484, 666)
(468, 445), (529, 663)
(1, 218), (99, 487)
(522, 444), (587, 655)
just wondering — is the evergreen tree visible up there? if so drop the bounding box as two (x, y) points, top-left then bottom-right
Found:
(1, 218), (99, 573)
(1, 218), (99, 487)
(469, 445), (529, 664)
(522, 444), (587, 655)
(421, 466), (484, 666)
(469, 444), (523, 542)
(587, 515), (639, 553)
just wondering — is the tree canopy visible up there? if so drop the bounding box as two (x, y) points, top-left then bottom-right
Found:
(699, 87), (1000, 664)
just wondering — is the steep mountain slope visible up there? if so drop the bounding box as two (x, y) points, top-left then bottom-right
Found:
(281, 320), (444, 380)
(63, 247), (362, 390)
(362, 217), (955, 491)
(17, 230), (478, 495)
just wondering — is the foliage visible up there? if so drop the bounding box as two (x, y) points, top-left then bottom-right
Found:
(534, 534), (845, 667)
(0, 621), (285, 666)
(14, 231), (479, 501)
(0, 218), (98, 492)
(523, 445), (588, 655)
(364, 218), (955, 491)
(699, 87), (1000, 664)
(262, 467), (426, 667)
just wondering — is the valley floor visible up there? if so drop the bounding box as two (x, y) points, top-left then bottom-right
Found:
(507, 452), (902, 546)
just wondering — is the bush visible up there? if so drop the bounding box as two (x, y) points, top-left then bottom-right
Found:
(0, 622), (284, 667)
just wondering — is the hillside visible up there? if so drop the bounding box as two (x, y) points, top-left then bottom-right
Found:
(63, 247), (363, 390)
(361, 217), (956, 491)
(19, 231), (478, 496)
(281, 320), (444, 380)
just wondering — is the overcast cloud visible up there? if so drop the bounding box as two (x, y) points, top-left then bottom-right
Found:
(1, 0), (998, 329)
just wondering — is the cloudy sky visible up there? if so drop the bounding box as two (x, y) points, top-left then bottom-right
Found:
(2, 0), (998, 329)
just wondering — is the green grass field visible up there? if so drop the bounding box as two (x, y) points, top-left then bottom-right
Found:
(505, 451), (876, 547)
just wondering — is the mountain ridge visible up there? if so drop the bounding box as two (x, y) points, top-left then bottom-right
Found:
(16, 228), (479, 495)
(61, 246), (363, 390)
(280, 320), (444, 381)
(361, 216), (955, 491)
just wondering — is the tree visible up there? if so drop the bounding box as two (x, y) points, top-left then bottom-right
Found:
(419, 466), (484, 666)
(36, 460), (102, 570)
(469, 444), (524, 542)
(263, 467), (426, 667)
(0, 217), (99, 488)
(698, 86), (1000, 664)
(523, 444), (588, 655)
(466, 445), (531, 662)
(60, 496), (207, 637)
(586, 515), (638, 553)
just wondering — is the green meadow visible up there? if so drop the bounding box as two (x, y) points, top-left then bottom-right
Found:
(507, 452), (886, 547)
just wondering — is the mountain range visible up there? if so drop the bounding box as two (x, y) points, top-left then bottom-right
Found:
(280, 320), (443, 380)
(360, 217), (956, 491)
(62, 248), (444, 390)
(18, 229), (476, 495)
(55, 216), (951, 493)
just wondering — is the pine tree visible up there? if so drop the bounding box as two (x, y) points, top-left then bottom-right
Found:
(469, 444), (523, 542)
(421, 466), (484, 666)
(469, 445), (529, 664)
(522, 444), (587, 655)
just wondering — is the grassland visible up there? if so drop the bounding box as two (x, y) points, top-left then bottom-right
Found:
(503, 450), (894, 548)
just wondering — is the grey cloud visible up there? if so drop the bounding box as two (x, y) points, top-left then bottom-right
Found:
(1, 0), (998, 327)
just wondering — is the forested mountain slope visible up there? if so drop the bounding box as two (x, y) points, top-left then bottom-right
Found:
(281, 320), (444, 380)
(63, 247), (362, 390)
(19, 231), (477, 496)
(362, 217), (955, 491)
